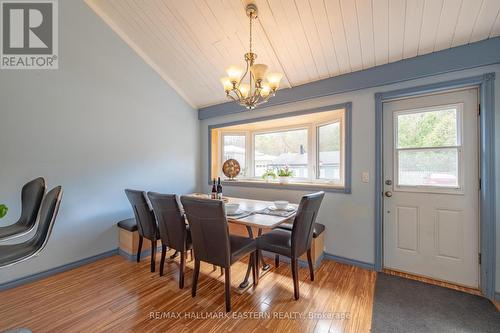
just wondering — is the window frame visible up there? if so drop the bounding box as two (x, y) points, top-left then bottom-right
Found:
(392, 103), (465, 194)
(207, 102), (352, 194)
(219, 131), (250, 178)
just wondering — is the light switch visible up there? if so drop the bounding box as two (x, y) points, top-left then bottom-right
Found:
(362, 172), (369, 183)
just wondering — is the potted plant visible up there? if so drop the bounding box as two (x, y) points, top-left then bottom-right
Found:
(277, 166), (293, 184)
(0, 204), (7, 219)
(261, 169), (277, 183)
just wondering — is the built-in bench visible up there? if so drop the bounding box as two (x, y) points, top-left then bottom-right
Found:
(117, 218), (156, 260)
(117, 218), (325, 267)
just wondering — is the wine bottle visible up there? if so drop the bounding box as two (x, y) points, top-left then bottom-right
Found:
(217, 177), (222, 199)
(211, 178), (217, 199)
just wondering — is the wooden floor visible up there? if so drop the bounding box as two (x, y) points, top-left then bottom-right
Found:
(0, 251), (376, 333)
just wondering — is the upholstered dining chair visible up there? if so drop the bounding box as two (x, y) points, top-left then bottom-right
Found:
(147, 192), (193, 288)
(180, 196), (257, 312)
(125, 189), (159, 272)
(257, 191), (325, 300)
(0, 177), (46, 241)
(0, 186), (62, 268)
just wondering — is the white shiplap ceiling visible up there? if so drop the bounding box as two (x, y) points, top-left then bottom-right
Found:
(85, 0), (500, 108)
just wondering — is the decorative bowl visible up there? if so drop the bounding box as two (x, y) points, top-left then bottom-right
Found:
(225, 203), (240, 215)
(274, 201), (289, 210)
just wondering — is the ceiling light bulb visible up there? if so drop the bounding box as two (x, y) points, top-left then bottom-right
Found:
(250, 64), (268, 81)
(226, 66), (243, 83)
(239, 83), (250, 98)
(220, 77), (233, 92)
(267, 72), (283, 90)
(260, 83), (271, 97)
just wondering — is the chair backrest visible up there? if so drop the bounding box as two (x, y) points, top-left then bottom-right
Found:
(291, 191), (325, 257)
(125, 189), (158, 240)
(147, 192), (187, 251)
(18, 177), (46, 228)
(180, 196), (230, 267)
(28, 186), (62, 250)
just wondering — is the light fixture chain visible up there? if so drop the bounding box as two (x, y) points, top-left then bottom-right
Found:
(249, 11), (253, 54)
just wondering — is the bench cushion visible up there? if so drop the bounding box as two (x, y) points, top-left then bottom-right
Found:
(117, 218), (137, 232)
(277, 222), (325, 238)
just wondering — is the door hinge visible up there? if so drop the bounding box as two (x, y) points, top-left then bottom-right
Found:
(479, 178), (482, 191)
(478, 253), (482, 265)
(478, 104), (481, 116)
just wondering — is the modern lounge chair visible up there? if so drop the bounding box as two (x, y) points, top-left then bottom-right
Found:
(0, 177), (46, 241)
(0, 186), (62, 268)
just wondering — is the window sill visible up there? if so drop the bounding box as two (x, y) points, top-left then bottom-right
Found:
(209, 179), (351, 193)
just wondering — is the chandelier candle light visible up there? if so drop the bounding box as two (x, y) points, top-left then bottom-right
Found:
(220, 4), (283, 110)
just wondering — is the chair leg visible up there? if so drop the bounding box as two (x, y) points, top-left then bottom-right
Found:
(291, 257), (299, 300)
(179, 251), (186, 289)
(255, 250), (260, 281)
(192, 259), (200, 297)
(251, 252), (258, 286)
(159, 244), (167, 276)
(136, 236), (143, 263)
(224, 267), (231, 312)
(190, 249), (193, 261)
(170, 250), (178, 259)
(150, 240), (157, 273)
(275, 254), (280, 268)
(307, 248), (315, 281)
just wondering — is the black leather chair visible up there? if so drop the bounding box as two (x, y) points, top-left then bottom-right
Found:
(257, 191), (324, 300)
(0, 177), (46, 241)
(0, 186), (62, 268)
(274, 222), (325, 268)
(147, 192), (193, 288)
(180, 196), (257, 312)
(125, 189), (159, 272)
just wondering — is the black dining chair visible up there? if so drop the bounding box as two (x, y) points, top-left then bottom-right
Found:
(147, 192), (193, 288)
(0, 177), (46, 241)
(257, 191), (324, 300)
(0, 186), (62, 268)
(125, 189), (159, 272)
(180, 196), (257, 312)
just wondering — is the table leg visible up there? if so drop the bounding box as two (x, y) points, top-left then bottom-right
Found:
(238, 226), (255, 289)
(258, 228), (271, 272)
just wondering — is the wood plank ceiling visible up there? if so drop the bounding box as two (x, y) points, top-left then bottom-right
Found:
(86, 0), (500, 109)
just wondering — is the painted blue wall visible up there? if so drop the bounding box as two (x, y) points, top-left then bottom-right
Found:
(0, 0), (200, 284)
(199, 64), (500, 292)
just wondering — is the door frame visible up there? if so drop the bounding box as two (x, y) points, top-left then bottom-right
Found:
(374, 73), (496, 299)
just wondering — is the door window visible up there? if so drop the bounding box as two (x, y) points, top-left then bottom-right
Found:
(394, 105), (462, 191)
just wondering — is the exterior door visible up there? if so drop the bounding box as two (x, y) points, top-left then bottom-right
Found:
(382, 88), (479, 288)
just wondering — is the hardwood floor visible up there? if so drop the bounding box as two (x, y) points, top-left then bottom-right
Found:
(0, 251), (376, 333)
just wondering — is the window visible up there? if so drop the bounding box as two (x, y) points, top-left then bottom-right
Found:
(394, 105), (461, 190)
(317, 122), (341, 182)
(254, 128), (308, 178)
(210, 106), (350, 191)
(222, 134), (247, 176)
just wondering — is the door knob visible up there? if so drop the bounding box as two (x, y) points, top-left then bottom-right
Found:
(385, 179), (392, 185)
(384, 191), (392, 197)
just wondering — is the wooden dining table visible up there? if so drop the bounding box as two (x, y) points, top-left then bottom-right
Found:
(189, 194), (297, 291)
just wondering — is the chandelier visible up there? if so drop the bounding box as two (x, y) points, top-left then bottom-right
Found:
(220, 4), (283, 110)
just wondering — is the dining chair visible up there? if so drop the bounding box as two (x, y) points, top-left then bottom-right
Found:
(0, 177), (46, 241)
(147, 192), (193, 288)
(125, 189), (159, 272)
(0, 186), (62, 268)
(257, 191), (325, 300)
(180, 196), (257, 312)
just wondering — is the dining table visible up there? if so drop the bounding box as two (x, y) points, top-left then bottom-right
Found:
(188, 194), (297, 291)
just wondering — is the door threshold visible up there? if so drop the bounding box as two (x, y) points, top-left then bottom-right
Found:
(382, 268), (482, 297)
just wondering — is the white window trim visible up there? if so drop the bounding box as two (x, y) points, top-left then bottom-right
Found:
(218, 115), (345, 186)
(392, 103), (465, 195)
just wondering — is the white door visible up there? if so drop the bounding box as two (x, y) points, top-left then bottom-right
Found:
(382, 88), (479, 288)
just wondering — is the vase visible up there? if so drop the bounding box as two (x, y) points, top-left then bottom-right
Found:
(278, 176), (290, 184)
